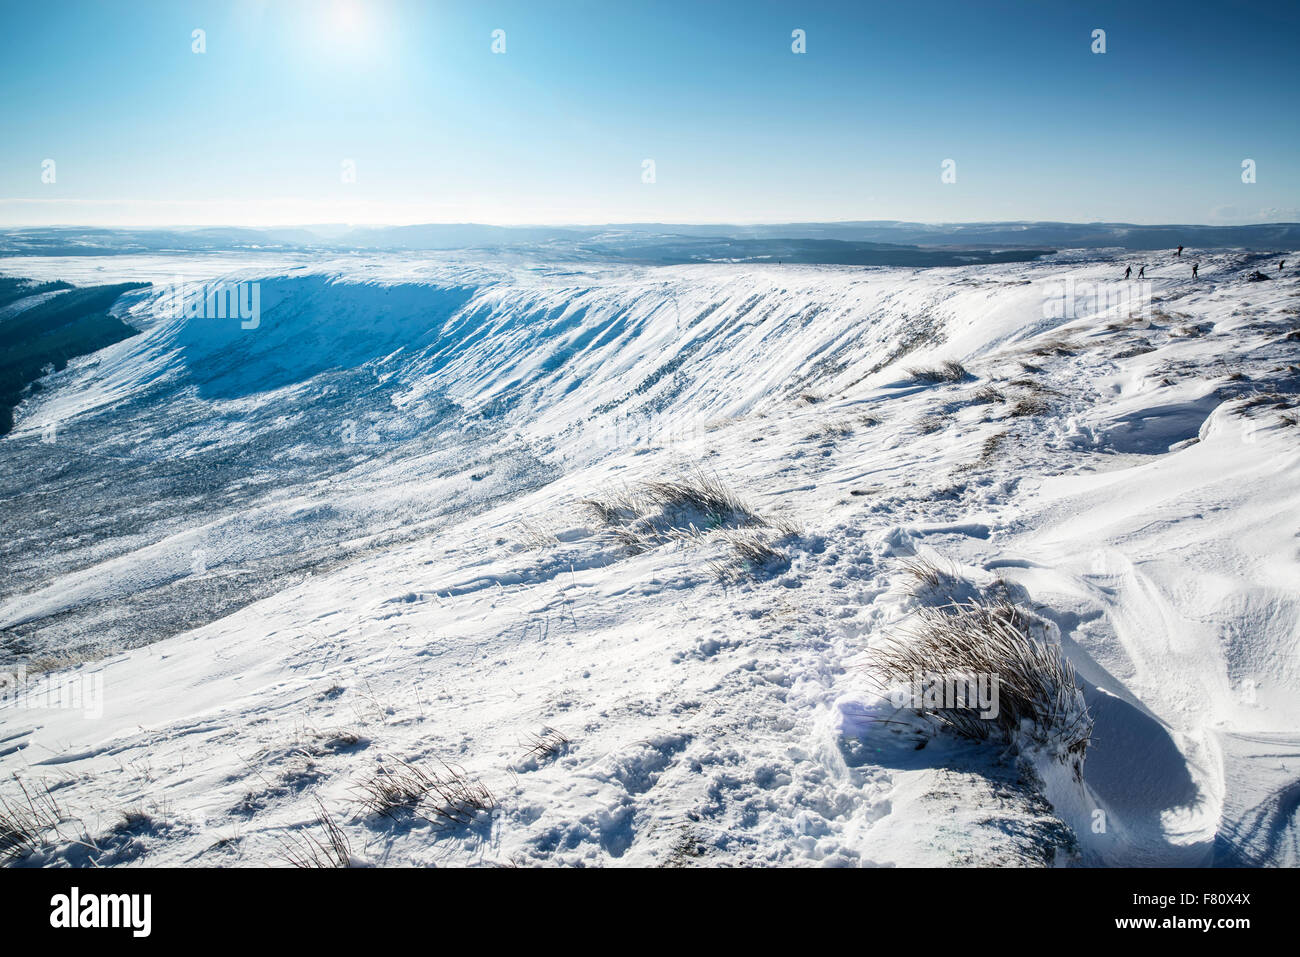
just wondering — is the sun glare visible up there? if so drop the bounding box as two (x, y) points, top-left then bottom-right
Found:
(333, 0), (360, 30)
(322, 0), (372, 48)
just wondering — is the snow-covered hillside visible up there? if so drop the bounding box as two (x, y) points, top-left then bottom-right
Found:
(1, 249), (1297, 867)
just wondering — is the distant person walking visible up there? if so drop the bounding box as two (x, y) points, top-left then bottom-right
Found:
(1281, 260), (1286, 271)
(1176, 245), (1184, 257)
(1124, 265), (1132, 279)
(1192, 263), (1199, 279)
(1138, 265), (1145, 279)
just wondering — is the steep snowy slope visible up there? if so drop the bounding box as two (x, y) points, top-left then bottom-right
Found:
(0, 249), (1296, 867)
(0, 256), (1065, 661)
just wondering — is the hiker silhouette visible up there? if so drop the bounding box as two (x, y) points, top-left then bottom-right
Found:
(1138, 265), (1145, 278)
(1125, 266), (1132, 279)
(1176, 245), (1184, 257)
(1192, 263), (1199, 279)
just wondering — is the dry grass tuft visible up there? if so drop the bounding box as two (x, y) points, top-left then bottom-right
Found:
(353, 757), (495, 829)
(978, 430), (1010, 465)
(1028, 339), (1074, 358)
(1113, 344), (1157, 359)
(914, 413), (950, 435)
(584, 470), (797, 580)
(908, 360), (969, 383)
(868, 597), (1092, 778)
(0, 777), (69, 864)
(971, 385), (1006, 405)
(281, 797), (353, 868)
(705, 522), (799, 581)
(1008, 395), (1050, 417)
(901, 556), (958, 593)
(581, 469), (776, 555)
(806, 420), (853, 440)
(1245, 390), (1292, 407)
(732, 528), (790, 562)
(521, 727), (570, 762)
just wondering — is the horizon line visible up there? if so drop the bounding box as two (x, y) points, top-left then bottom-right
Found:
(3, 219), (1299, 231)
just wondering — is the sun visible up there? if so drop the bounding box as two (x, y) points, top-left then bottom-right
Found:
(331, 0), (362, 31)
(312, 0), (384, 59)
(322, 0), (373, 45)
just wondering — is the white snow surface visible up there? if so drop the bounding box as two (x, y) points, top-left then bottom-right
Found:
(1, 249), (1298, 867)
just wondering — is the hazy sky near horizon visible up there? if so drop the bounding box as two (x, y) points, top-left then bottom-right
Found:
(1, 0), (1297, 228)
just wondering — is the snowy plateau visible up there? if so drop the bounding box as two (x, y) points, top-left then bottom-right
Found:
(1, 248), (1297, 868)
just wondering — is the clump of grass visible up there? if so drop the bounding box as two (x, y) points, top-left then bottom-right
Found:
(521, 727), (570, 762)
(901, 557), (957, 593)
(353, 757), (495, 829)
(868, 597), (1093, 779)
(705, 518), (799, 581)
(587, 472), (758, 526)
(583, 469), (797, 578)
(1236, 391), (1294, 413)
(320, 728), (367, 753)
(1008, 396), (1049, 417)
(0, 777), (76, 864)
(1029, 339), (1074, 358)
(914, 412), (950, 434)
(281, 797), (353, 868)
(1113, 344), (1157, 359)
(734, 535), (780, 566)
(116, 804), (157, 832)
(581, 469), (771, 555)
(977, 430), (1009, 464)
(970, 385), (1006, 404)
(730, 532), (782, 565)
(1007, 377), (1058, 395)
(806, 420), (853, 441)
(908, 360), (969, 383)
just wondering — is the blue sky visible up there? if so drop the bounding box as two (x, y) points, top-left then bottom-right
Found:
(1, 0), (1297, 226)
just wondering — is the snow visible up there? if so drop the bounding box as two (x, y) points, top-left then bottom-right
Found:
(1, 248), (1297, 867)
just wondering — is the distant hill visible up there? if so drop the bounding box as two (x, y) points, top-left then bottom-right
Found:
(0, 221), (1297, 260)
